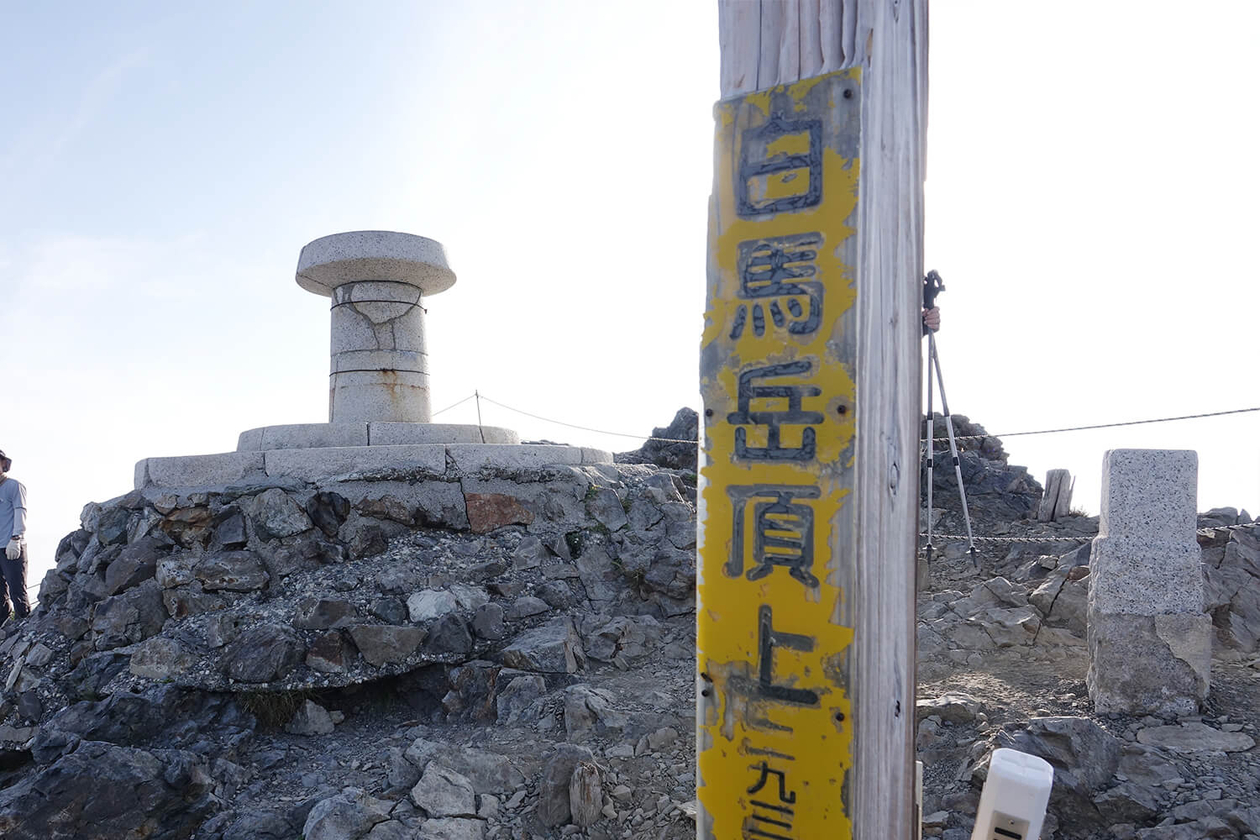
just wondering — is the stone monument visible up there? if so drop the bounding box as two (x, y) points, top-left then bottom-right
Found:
(1086, 449), (1210, 716)
(134, 231), (611, 489)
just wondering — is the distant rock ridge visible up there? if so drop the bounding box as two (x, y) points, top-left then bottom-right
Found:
(614, 408), (698, 474)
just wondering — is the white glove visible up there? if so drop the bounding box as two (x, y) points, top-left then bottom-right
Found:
(5, 539), (20, 560)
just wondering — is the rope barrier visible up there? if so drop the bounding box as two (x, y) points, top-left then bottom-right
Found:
(431, 393), (478, 418)
(473, 395), (698, 445)
(441, 392), (1258, 452)
(924, 406), (1260, 443)
(923, 533), (1091, 544)
(922, 521), (1257, 546)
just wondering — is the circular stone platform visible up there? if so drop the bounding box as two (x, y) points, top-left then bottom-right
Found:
(132, 230), (612, 490)
(236, 423), (522, 451)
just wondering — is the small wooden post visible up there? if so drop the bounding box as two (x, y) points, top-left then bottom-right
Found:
(1038, 469), (1074, 522)
(697, 3), (927, 839)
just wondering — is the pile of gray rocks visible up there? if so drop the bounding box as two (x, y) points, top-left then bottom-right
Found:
(0, 413), (1257, 839)
(917, 505), (1260, 839)
(0, 454), (700, 839)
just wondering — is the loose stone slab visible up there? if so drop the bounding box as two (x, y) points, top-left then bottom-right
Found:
(137, 452), (266, 490)
(237, 423), (370, 452)
(264, 445), (447, 483)
(579, 448), (615, 466)
(1136, 722), (1256, 753)
(1087, 449), (1210, 716)
(447, 444), (586, 473)
(370, 423), (519, 446)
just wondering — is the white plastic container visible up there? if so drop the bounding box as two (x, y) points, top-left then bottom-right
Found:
(969, 748), (1054, 840)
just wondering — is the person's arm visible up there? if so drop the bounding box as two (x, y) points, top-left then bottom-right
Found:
(10, 483), (25, 539)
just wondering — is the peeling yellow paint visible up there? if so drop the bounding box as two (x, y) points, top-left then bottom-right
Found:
(698, 69), (861, 840)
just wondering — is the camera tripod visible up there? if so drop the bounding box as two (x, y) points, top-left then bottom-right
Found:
(923, 270), (977, 563)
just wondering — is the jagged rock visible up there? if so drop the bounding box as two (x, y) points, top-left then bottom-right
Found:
(305, 630), (353, 673)
(500, 617), (585, 673)
(615, 407), (698, 472)
(339, 512), (403, 559)
(1136, 722), (1256, 753)
(563, 684), (626, 736)
(495, 674), (546, 724)
(586, 487), (628, 532)
(163, 581), (227, 620)
(419, 817), (486, 840)
(403, 738), (524, 793)
(998, 716), (1120, 830)
(584, 615), (660, 665)
(442, 666), (492, 721)
(193, 550), (269, 592)
(915, 692), (981, 724)
(212, 508), (248, 549)
(569, 760), (602, 827)
(427, 615), (474, 655)
(303, 788), (392, 840)
(507, 596), (550, 619)
(293, 597), (359, 630)
(411, 762), (477, 817)
(97, 507), (133, 546)
(223, 625), (304, 683)
(1095, 781), (1167, 823)
(369, 596), (409, 625)
(284, 699), (335, 736)
(365, 820), (416, 840)
(538, 743), (595, 827)
(0, 741), (216, 839)
(90, 580), (166, 650)
(306, 491), (351, 537)
(103, 536), (165, 595)
(575, 545), (619, 605)
(471, 603), (506, 640)
(465, 493), (533, 534)
(220, 810), (293, 839)
(129, 636), (195, 680)
(1001, 716), (1120, 794)
(242, 487), (312, 539)
(348, 625), (427, 666)
(408, 589), (459, 622)
(512, 535), (549, 569)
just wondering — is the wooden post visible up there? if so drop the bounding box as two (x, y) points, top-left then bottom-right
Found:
(697, 3), (927, 839)
(1038, 469), (1075, 522)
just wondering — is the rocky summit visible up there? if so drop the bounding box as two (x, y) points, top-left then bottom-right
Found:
(0, 414), (1257, 839)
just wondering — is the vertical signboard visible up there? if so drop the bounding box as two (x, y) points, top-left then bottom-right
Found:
(698, 69), (861, 839)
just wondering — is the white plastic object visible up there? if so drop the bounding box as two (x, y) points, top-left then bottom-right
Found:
(969, 748), (1054, 840)
(916, 760), (925, 840)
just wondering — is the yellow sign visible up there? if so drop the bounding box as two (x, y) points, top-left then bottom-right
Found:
(698, 69), (861, 840)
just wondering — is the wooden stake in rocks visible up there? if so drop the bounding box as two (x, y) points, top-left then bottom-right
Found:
(697, 2), (928, 837)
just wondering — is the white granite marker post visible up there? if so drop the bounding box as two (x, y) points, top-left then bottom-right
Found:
(1087, 449), (1211, 716)
(296, 231), (456, 424)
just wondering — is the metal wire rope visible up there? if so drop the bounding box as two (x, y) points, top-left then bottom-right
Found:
(924, 406), (1260, 443)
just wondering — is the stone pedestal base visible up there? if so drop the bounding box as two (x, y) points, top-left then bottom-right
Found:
(1086, 611), (1211, 717)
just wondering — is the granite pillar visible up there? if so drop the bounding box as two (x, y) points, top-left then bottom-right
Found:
(1087, 449), (1210, 716)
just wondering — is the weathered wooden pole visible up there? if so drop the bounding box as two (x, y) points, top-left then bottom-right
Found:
(697, 2), (927, 838)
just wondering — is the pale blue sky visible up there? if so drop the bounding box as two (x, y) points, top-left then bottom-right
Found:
(3, 1), (1257, 591)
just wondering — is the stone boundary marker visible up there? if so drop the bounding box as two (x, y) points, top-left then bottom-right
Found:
(131, 232), (611, 489)
(1086, 449), (1210, 716)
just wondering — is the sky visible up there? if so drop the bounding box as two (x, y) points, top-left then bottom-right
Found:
(2, 1), (1257, 595)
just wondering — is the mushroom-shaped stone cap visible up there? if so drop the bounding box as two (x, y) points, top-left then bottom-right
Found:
(296, 231), (456, 297)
